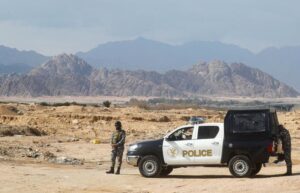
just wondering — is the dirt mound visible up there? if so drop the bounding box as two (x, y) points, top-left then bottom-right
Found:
(0, 105), (20, 115)
(55, 105), (85, 113)
(0, 125), (46, 137)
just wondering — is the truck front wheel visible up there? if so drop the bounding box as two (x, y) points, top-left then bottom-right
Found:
(138, 155), (162, 178)
(229, 155), (252, 178)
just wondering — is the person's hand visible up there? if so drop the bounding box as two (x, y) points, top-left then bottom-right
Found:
(111, 144), (117, 148)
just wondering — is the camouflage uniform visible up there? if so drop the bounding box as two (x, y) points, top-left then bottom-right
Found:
(279, 125), (292, 175)
(110, 129), (126, 169)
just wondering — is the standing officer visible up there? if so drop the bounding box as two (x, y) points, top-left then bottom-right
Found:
(276, 124), (292, 175)
(106, 121), (126, 175)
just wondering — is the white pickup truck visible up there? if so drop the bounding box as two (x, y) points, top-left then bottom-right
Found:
(127, 109), (280, 178)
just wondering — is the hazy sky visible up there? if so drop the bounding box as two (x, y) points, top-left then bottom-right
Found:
(0, 0), (299, 55)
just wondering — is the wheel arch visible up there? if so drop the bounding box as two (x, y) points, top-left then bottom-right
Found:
(137, 153), (164, 166)
(226, 151), (253, 166)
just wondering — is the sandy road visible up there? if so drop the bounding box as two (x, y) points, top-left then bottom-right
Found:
(0, 161), (299, 193)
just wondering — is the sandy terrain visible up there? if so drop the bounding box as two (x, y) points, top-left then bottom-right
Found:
(1, 158), (300, 193)
(0, 103), (300, 193)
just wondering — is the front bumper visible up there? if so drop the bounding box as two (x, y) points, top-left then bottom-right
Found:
(126, 155), (140, 166)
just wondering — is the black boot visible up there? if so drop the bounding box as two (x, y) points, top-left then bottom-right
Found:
(115, 167), (121, 175)
(106, 167), (114, 174)
(285, 167), (292, 176)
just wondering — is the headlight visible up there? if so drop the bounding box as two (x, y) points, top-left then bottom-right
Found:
(128, 144), (139, 151)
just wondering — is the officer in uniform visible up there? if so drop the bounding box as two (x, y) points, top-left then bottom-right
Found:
(106, 121), (126, 175)
(275, 124), (292, 175)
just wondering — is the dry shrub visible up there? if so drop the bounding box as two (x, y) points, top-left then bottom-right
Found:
(180, 116), (190, 121)
(149, 116), (171, 122)
(103, 101), (111, 108)
(158, 116), (171, 122)
(132, 117), (144, 121)
(91, 116), (114, 122)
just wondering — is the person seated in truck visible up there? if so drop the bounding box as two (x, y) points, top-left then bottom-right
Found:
(172, 127), (193, 140)
(182, 127), (193, 140)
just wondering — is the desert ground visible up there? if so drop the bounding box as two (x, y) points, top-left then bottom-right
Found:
(0, 102), (300, 193)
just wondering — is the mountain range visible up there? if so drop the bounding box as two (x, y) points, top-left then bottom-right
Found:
(77, 38), (300, 91)
(0, 38), (299, 92)
(0, 45), (48, 74)
(0, 54), (297, 98)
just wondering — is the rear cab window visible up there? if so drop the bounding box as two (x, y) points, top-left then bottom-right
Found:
(232, 112), (267, 133)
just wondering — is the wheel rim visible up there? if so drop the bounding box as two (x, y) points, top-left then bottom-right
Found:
(143, 160), (157, 175)
(233, 159), (249, 176)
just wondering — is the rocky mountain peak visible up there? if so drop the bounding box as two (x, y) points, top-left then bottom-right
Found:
(31, 54), (93, 76)
(188, 61), (208, 75)
(189, 60), (231, 76)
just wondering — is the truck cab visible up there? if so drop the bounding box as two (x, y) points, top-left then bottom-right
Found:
(127, 109), (280, 178)
(163, 123), (224, 165)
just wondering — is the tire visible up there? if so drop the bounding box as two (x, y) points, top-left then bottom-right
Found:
(251, 163), (262, 177)
(138, 155), (162, 178)
(160, 166), (173, 176)
(229, 155), (253, 178)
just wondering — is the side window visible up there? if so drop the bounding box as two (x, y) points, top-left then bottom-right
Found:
(198, 126), (219, 139)
(169, 127), (194, 141)
(232, 113), (266, 133)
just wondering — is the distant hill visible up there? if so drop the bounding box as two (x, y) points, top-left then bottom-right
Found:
(252, 46), (300, 93)
(0, 54), (297, 97)
(0, 63), (33, 74)
(0, 45), (48, 74)
(77, 38), (300, 91)
(76, 37), (254, 71)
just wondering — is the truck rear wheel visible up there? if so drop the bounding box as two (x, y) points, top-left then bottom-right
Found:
(229, 155), (252, 178)
(251, 163), (262, 177)
(138, 155), (162, 178)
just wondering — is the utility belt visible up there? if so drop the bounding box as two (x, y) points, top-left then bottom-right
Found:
(112, 145), (125, 150)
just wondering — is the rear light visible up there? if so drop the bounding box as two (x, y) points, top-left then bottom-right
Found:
(267, 143), (273, 153)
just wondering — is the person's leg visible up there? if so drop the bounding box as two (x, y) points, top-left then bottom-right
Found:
(284, 150), (292, 175)
(106, 149), (117, 174)
(115, 148), (124, 175)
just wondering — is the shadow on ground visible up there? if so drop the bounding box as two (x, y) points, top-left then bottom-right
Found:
(120, 172), (300, 179)
(163, 172), (300, 179)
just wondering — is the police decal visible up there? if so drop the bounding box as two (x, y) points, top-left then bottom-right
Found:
(182, 149), (212, 157)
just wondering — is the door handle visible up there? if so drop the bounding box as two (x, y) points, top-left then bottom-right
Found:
(185, 143), (193, 146)
(212, 142), (219, 145)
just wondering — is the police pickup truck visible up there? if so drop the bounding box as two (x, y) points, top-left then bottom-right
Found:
(127, 109), (280, 178)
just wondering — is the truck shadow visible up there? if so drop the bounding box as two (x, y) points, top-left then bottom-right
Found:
(162, 173), (300, 179)
(163, 175), (233, 179)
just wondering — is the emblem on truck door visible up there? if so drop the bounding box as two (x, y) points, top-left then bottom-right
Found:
(167, 147), (178, 157)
